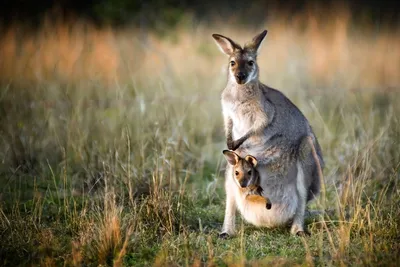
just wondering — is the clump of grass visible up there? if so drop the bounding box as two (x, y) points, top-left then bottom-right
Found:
(80, 193), (131, 266)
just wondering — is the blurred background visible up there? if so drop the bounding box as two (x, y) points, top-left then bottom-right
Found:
(1, 1), (399, 265)
(1, 0), (399, 88)
(0, 0), (399, 185)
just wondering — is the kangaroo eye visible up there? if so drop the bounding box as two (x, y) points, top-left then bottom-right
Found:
(230, 61), (236, 67)
(248, 60), (254, 66)
(248, 170), (252, 175)
(235, 171), (239, 176)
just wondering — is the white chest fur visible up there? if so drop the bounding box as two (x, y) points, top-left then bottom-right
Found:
(225, 165), (298, 227)
(221, 97), (267, 139)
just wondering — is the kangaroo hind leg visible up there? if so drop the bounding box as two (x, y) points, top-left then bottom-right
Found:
(290, 161), (309, 236)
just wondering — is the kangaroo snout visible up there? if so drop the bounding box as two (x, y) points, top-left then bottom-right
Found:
(235, 72), (247, 84)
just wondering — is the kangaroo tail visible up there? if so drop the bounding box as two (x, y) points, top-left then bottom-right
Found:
(306, 136), (326, 206)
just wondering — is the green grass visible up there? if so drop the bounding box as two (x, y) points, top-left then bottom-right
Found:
(0, 17), (400, 266)
(1, 81), (399, 266)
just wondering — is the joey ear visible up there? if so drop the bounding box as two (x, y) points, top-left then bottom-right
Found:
(212, 34), (241, 55)
(245, 155), (258, 167)
(245, 30), (268, 54)
(223, 150), (240, 165)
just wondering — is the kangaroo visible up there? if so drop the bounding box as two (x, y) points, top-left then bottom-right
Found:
(212, 30), (324, 237)
(222, 150), (272, 210)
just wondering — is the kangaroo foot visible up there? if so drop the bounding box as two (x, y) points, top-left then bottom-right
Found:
(296, 230), (311, 237)
(218, 232), (230, 239)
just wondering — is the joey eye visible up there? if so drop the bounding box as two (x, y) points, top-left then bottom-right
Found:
(248, 170), (252, 175)
(235, 171), (239, 176)
(248, 60), (254, 66)
(230, 61), (236, 67)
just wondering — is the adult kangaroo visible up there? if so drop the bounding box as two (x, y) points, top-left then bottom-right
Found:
(212, 30), (324, 237)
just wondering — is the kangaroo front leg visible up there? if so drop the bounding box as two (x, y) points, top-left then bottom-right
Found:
(291, 161), (309, 236)
(231, 111), (269, 150)
(231, 131), (251, 151)
(224, 117), (235, 150)
(231, 127), (261, 151)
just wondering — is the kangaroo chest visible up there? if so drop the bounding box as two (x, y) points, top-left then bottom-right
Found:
(222, 97), (266, 139)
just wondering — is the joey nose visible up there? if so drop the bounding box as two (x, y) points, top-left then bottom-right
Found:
(240, 180), (248, 188)
(236, 72), (247, 82)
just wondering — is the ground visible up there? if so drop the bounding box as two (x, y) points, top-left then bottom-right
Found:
(0, 14), (399, 266)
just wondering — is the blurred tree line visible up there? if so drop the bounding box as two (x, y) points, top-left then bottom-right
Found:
(0, 0), (399, 31)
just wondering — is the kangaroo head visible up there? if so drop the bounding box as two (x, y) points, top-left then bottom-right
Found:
(223, 150), (258, 188)
(212, 30), (267, 85)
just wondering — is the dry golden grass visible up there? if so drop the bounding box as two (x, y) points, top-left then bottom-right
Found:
(1, 5), (399, 90)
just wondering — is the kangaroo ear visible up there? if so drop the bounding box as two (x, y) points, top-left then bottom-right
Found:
(212, 34), (241, 55)
(245, 155), (258, 167)
(223, 150), (240, 165)
(245, 30), (268, 54)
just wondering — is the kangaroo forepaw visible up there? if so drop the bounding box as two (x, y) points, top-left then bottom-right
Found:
(227, 140), (235, 150)
(232, 139), (245, 151)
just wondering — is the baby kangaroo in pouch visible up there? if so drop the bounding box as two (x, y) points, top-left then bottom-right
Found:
(222, 150), (272, 210)
(213, 30), (324, 238)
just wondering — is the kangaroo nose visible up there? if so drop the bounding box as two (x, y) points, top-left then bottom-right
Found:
(236, 72), (247, 81)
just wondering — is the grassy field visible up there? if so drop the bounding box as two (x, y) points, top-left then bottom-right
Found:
(0, 8), (400, 266)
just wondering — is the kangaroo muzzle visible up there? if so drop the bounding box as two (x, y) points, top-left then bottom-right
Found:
(235, 72), (247, 84)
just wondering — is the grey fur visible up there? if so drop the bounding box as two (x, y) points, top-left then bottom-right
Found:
(213, 30), (324, 236)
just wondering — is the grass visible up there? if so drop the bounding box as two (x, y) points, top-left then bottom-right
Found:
(0, 7), (400, 266)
